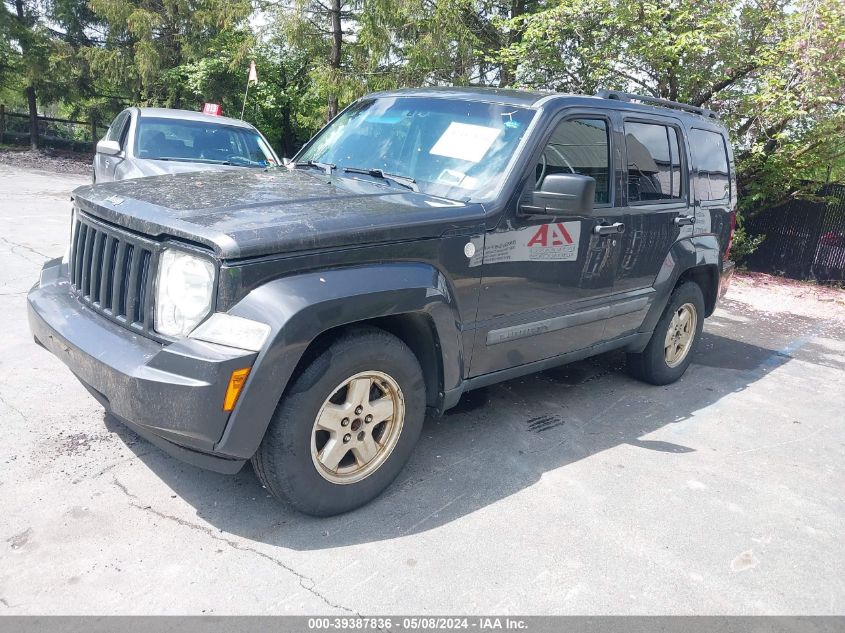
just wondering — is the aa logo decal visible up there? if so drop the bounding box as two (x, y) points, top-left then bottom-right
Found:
(472, 221), (581, 266)
(526, 223), (576, 247)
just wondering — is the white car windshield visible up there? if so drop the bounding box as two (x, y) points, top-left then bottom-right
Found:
(297, 96), (536, 200)
(135, 117), (277, 167)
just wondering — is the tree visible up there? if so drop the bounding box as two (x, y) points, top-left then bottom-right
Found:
(83, 0), (253, 107)
(275, 0), (513, 124)
(247, 39), (316, 156)
(496, 0), (845, 213)
(0, 4), (25, 108)
(354, 0), (497, 87)
(275, 0), (356, 121)
(730, 0), (845, 208)
(3, 0), (50, 148)
(2, 0), (102, 148)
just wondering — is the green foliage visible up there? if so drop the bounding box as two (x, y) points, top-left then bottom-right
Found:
(730, 227), (766, 263)
(3, 3), (61, 99)
(82, 0), (253, 105)
(0, 5), (25, 107)
(495, 0), (845, 257)
(2, 0), (843, 251)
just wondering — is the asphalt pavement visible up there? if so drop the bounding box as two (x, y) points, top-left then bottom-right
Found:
(1, 164), (843, 615)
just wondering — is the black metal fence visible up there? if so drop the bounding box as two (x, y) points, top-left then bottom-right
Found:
(745, 183), (845, 282)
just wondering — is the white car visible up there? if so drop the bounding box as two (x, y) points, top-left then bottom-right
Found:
(93, 107), (281, 182)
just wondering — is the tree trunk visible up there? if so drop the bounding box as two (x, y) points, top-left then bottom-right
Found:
(500, 0), (526, 87)
(667, 66), (679, 102)
(277, 65), (295, 157)
(14, 0), (39, 150)
(327, 0), (342, 121)
(26, 86), (39, 150)
(282, 104), (294, 157)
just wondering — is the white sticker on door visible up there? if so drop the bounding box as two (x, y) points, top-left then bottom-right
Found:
(470, 221), (581, 267)
(429, 122), (503, 163)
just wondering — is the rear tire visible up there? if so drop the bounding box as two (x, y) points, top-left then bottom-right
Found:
(252, 326), (425, 516)
(626, 281), (705, 385)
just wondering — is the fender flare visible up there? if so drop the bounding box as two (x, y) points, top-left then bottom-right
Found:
(634, 235), (722, 346)
(213, 262), (465, 459)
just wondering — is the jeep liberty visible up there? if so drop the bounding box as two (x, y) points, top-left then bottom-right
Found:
(28, 88), (736, 515)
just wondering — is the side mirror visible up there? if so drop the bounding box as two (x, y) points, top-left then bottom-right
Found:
(96, 139), (121, 156)
(520, 173), (596, 216)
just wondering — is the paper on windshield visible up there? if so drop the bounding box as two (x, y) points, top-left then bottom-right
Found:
(429, 122), (502, 163)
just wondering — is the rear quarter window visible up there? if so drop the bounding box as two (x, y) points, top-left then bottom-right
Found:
(690, 128), (730, 201)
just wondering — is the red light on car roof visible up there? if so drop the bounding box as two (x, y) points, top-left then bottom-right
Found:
(202, 103), (222, 116)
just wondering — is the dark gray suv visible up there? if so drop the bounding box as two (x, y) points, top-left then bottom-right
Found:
(29, 88), (736, 515)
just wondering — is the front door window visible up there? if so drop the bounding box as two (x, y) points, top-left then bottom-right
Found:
(537, 118), (611, 204)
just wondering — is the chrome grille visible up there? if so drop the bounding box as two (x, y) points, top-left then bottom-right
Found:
(69, 213), (158, 333)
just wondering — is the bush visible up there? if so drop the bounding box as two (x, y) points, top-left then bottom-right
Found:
(731, 226), (766, 262)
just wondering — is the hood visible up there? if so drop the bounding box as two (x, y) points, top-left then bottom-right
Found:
(72, 168), (485, 260)
(123, 159), (245, 179)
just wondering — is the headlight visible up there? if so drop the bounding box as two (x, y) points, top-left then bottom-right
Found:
(155, 249), (215, 337)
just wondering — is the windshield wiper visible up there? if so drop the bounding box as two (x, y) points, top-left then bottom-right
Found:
(343, 167), (419, 192)
(154, 157), (232, 165)
(294, 160), (336, 175)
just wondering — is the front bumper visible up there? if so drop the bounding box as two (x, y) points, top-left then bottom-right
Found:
(27, 258), (256, 473)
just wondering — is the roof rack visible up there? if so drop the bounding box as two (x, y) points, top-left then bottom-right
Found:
(595, 90), (719, 120)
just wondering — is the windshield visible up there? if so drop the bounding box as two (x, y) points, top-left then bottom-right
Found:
(296, 96), (536, 200)
(135, 117), (277, 167)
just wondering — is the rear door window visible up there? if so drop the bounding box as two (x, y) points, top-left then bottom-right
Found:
(624, 121), (684, 203)
(690, 128), (730, 201)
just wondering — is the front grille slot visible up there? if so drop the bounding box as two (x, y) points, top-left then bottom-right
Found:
(100, 236), (118, 309)
(69, 214), (157, 332)
(89, 231), (106, 302)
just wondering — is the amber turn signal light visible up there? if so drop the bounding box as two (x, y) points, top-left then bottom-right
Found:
(223, 368), (251, 412)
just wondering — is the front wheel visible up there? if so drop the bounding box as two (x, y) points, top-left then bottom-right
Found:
(252, 326), (425, 516)
(626, 281), (705, 385)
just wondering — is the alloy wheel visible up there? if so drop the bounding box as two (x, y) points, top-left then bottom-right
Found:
(310, 371), (405, 484)
(664, 302), (697, 368)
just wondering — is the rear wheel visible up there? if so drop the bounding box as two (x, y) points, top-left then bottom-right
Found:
(252, 327), (425, 516)
(626, 281), (705, 385)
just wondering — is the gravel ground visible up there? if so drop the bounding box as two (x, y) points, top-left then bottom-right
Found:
(0, 147), (92, 176)
(730, 271), (845, 322)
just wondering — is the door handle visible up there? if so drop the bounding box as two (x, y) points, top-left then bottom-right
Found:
(594, 222), (625, 236)
(674, 214), (695, 226)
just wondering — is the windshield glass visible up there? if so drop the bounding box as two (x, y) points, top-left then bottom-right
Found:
(297, 96), (536, 200)
(135, 117), (277, 167)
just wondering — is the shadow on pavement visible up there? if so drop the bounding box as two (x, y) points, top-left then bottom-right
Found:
(102, 306), (831, 549)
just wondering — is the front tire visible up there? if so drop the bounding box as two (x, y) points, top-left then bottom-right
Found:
(252, 326), (425, 516)
(626, 281), (705, 385)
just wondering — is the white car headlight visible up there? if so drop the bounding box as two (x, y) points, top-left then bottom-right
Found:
(155, 249), (216, 337)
